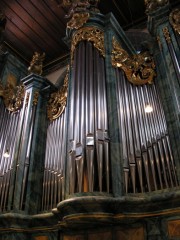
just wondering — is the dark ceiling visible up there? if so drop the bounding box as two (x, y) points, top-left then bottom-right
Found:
(0, 0), (179, 70)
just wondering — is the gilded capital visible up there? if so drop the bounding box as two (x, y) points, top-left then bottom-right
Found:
(145, 0), (169, 14)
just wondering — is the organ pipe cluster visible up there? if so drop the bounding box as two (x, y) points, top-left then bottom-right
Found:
(115, 68), (178, 193)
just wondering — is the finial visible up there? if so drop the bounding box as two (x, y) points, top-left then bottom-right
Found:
(28, 52), (45, 75)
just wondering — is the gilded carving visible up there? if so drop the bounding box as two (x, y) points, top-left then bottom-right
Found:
(163, 27), (171, 43)
(169, 8), (180, 34)
(112, 37), (156, 85)
(67, 12), (90, 30)
(0, 74), (25, 112)
(33, 91), (39, 106)
(47, 71), (68, 121)
(145, 0), (169, 14)
(28, 52), (45, 76)
(71, 26), (105, 60)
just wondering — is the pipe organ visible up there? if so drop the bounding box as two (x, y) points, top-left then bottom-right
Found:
(0, 1), (180, 239)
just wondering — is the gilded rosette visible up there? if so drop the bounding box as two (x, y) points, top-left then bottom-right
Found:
(112, 37), (156, 85)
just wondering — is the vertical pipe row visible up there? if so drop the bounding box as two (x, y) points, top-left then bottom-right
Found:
(0, 103), (21, 212)
(115, 68), (178, 193)
(41, 106), (67, 211)
(68, 41), (110, 194)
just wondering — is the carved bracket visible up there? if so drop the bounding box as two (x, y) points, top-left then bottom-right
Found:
(112, 37), (156, 85)
(47, 71), (68, 121)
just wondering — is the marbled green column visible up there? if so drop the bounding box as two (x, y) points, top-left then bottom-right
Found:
(147, 2), (180, 180)
(9, 74), (52, 214)
(104, 14), (136, 196)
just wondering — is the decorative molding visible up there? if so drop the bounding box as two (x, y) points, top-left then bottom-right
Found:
(28, 52), (45, 76)
(67, 12), (90, 30)
(47, 71), (68, 121)
(71, 26), (105, 60)
(144, 0), (169, 14)
(169, 8), (180, 35)
(0, 74), (25, 112)
(163, 27), (171, 43)
(111, 37), (156, 85)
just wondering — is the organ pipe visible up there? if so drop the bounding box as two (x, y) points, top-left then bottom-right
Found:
(115, 68), (178, 193)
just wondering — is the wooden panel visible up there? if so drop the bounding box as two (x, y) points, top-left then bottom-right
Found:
(34, 236), (48, 240)
(88, 231), (112, 240)
(115, 227), (145, 240)
(168, 220), (180, 238)
(63, 235), (85, 240)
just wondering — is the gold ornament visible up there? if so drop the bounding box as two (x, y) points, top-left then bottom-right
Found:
(47, 72), (68, 121)
(112, 37), (156, 85)
(0, 74), (25, 112)
(28, 52), (45, 76)
(67, 12), (90, 30)
(71, 26), (105, 60)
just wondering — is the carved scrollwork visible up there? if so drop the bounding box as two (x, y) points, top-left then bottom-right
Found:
(169, 8), (180, 35)
(67, 12), (90, 30)
(71, 26), (105, 60)
(28, 52), (45, 76)
(47, 72), (68, 121)
(0, 74), (25, 112)
(112, 37), (156, 85)
(145, 0), (169, 14)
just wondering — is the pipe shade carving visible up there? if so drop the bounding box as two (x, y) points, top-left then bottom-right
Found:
(71, 26), (105, 61)
(112, 37), (156, 85)
(0, 74), (25, 112)
(47, 72), (68, 121)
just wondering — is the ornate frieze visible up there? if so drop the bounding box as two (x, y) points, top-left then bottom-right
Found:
(112, 37), (156, 85)
(169, 8), (180, 34)
(145, 0), (169, 14)
(47, 71), (68, 121)
(0, 74), (25, 112)
(71, 26), (105, 60)
(28, 52), (45, 76)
